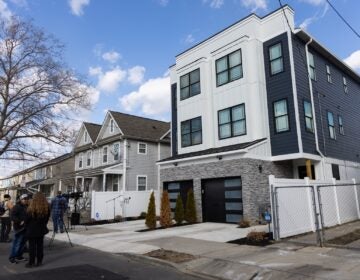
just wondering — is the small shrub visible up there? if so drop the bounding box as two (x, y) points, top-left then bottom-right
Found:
(238, 219), (251, 228)
(160, 191), (173, 228)
(145, 191), (157, 229)
(185, 189), (197, 223)
(174, 194), (184, 225)
(246, 231), (267, 243)
(139, 212), (147, 219)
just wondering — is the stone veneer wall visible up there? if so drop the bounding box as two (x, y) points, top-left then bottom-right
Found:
(160, 158), (293, 224)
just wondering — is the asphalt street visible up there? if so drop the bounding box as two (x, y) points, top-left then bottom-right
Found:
(0, 237), (206, 280)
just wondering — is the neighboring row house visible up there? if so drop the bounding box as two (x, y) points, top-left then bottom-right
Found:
(0, 153), (75, 200)
(73, 111), (171, 193)
(159, 6), (360, 224)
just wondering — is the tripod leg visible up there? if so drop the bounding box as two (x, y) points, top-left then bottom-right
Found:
(60, 217), (73, 247)
(48, 231), (56, 248)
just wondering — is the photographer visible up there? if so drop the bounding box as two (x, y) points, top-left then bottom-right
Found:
(50, 191), (67, 233)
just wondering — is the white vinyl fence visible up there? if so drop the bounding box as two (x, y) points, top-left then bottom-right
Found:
(91, 190), (160, 221)
(269, 175), (360, 242)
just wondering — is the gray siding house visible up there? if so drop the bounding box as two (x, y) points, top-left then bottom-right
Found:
(73, 111), (170, 193)
(159, 6), (360, 224)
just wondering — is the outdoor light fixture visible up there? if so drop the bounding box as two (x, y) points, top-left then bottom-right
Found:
(258, 165), (263, 173)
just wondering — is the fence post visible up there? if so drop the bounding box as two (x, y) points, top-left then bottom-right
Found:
(352, 178), (360, 219)
(310, 186), (323, 247)
(304, 177), (315, 232)
(91, 190), (95, 220)
(332, 178), (341, 225)
(269, 175), (278, 240)
(317, 186), (326, 245)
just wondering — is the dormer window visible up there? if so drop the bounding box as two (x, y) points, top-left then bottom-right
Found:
(84, 131), (88, 143)
(110, 119), (114, 133)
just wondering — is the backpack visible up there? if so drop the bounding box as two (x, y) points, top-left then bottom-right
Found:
(0, 202), (5, 216)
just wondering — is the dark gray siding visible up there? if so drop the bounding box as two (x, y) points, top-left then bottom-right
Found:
(171, 83), (178, 156)
(309, 46), (360, 162)
(263, 32), (299, 156)
(292, 35), (317, 155)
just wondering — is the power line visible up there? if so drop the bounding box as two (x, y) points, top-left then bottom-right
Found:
(326, 0), (360, 39)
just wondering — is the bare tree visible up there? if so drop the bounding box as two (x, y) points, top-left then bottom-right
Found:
(0, 17), (91, 161)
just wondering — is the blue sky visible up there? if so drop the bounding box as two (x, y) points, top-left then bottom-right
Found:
(0, 0), (359, 175)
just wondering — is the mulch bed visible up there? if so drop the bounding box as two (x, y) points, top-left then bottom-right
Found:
(227, 233), (274, 247)
(145, 249), (197, 263)
(327, 229), (360, 245)
(136, 222), (197, 232)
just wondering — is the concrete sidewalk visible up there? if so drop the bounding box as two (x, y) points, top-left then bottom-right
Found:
(51, 221), (360, 280)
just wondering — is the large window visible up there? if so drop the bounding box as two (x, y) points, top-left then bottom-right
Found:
(273, 99), (289, 133)
(326, 65), (332, 83)
(137, 176), (147, 191)
(269, 43), (283, 75)
(87, 151), (91, 167)
(303, 100), (314, 133)
(338, 115), (344, 135)
(181, 117), (202, 147)
(78, 153), (83, 168)
(343, 77), (348, 94)
(110, 119), (115, 133)
(218, 104), (246, 139)
(138, 142), (147, 154)
(216, 49), (243, 87)
(327, 111), (336, 139)
(84, 131), (88, 143)
(180, 68), (201, 100)
(112, 143), (120, 161)
(309, 52), (316, 80)
(103, 146), (108, 163)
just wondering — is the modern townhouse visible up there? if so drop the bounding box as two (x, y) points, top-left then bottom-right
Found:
(0, 153), (75, 200)
(73, 111), (171, 195)
(159, 5), (360, 224)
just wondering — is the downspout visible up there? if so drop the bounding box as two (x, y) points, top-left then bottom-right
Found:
(122, 139), (127, 192)
(305, 37), (326, 178)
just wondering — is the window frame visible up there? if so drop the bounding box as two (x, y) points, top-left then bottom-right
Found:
(327, 111), (336, 140)
(137, 175), (147, 191)
(84, 131), (88, 143)
(326, 65), (332, 83)
(343, 76), (348, 94)
(181, 117), (202, 148)
(138, 142), (147, 155)
(110, 119), (115, 134)
(78, 153), (83, 169)
(338, 115), (344, 135)
(273, 99), (290, 134)
(179, 68), (201, 100)
(86, 151), (92, 167)
(268, 42), (284, 76)
(303, 100), (314, 133)
(112, 142), (120, 161)
(215, 49), (243, 87)
(102, 146), (108, 163)
(308, 52), (316, 81)
(218, 103), (246, 140)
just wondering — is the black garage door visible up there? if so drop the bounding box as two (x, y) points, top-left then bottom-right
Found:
(202, 177), (243, 223)
(164, 180), (193, 211)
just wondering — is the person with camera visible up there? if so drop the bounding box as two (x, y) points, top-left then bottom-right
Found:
(24, 192), (50, 268)
(50, 191), (67, 233)
(9, 194), (29, 264)
(1, 194), (13, 242)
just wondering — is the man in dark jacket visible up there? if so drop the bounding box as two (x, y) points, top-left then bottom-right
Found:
(9, 194), (29, 263)
(50, 191), (68, 233)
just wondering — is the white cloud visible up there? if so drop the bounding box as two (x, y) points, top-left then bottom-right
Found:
(0, 0), (12, 21)
(69, 0), (90, 16)
(102, 51), (121, 63)
(97, 67), (127, 93)
(202, 0), (224, 8)
(120, 76), (170, 118)
(185, 34), (195, 44)
(299, 2), (328, 30)
(344, 50), (360, 72)
(88, 66), (102, 76)
(240, 0), (267, 12)
(299, 0), (326, 6)
(9, 0), (27, 7)
(158, 0), (169, 6)
(128, 66), (146, 85)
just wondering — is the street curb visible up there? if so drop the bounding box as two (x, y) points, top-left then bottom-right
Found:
(120, 253), (224, 280)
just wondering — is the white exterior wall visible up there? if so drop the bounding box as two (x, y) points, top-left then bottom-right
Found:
(171, 7), (294, 157)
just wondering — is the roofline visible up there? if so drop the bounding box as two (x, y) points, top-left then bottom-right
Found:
(175, 4), (294, 58)
(294, 29), (360, 83)
(109, 110), (170, 125)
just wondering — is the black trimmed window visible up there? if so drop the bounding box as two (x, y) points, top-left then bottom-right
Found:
(273, 99), (289, 133)
(309, 52), (316, 80)
(180, 68), (201, 100)
(327, 111), (336, 139)
(343, 77), (348, 94)
(216, 49), (243, 86)
(326, 65), (332, 83)
(218, 104), (246, 139)
(338, 115), (344, 135)
(303, 100), (314, 133)
(269, 43), (283, 75)
(181, 117), (202, 147)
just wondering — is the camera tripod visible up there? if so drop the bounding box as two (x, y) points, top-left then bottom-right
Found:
(48, 216), (73, 248)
